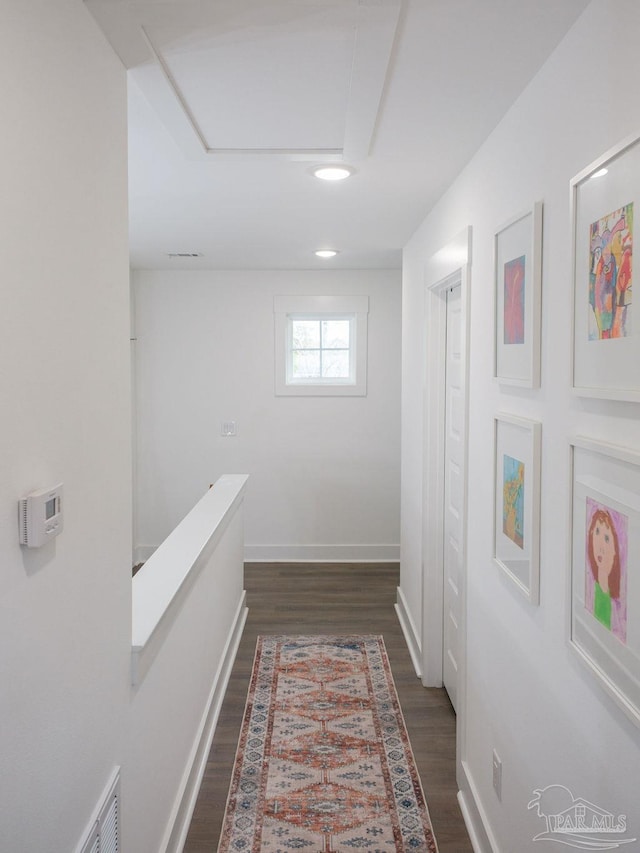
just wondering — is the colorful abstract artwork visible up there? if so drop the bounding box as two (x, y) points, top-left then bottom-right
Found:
(584, 497), (628, 643)
(504, 255), (526, 345)
(589, 203), (633, 340)
(503, 455), (525, 549)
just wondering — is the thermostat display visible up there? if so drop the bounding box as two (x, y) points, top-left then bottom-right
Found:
(45, 497), (57, 520)
(19, 484), (64, 548)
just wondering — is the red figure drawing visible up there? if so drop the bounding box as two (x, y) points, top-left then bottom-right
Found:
(504, 255), (525, 345)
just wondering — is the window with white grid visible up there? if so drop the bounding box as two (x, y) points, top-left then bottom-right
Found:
(274, 295), (368, 396)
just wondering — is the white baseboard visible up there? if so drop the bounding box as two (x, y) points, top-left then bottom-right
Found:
(457, 760), (499, 853)
(394, 586), (422, 678)
(161, 592), (248, 853)
(243, 544), (400, 562)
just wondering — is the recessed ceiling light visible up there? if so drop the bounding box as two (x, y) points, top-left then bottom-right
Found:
(315, 249), (338, 258)
(591, 167), (608, 179)
(312, 166), (354, 182)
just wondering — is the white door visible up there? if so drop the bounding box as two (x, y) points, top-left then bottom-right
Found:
(443, 284), (463, 711)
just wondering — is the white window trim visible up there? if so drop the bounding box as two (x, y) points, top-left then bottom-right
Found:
(274, 294), (369, 396)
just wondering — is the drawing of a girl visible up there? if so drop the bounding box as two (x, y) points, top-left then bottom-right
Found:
(586, 504), (627, 643)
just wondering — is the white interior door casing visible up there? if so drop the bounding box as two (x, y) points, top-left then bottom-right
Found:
(443, 284), (463, 711)
(420, 221), (472, 700)
(420, 225), (471, 796)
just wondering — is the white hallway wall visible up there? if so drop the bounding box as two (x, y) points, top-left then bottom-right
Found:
(1, 6), (248, 853)
(133, 269), (401, 561)
(401, 1), (640, 850)
(0, 2), (132, 851)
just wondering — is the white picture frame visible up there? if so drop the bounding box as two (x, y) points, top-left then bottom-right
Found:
(493, 202), (543, 388)
(493, 414), (541, 604)
(571, 131), (639, 401)
(569, 437), (640, 728)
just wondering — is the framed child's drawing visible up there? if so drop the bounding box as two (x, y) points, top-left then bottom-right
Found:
(571, 132), (640, 401)
(493, 202), (543, 388)
(570, 437), (640, 727)
(493, 414), (541, 604)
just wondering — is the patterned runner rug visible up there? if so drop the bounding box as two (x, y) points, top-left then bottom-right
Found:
(218, 635), (439, 853)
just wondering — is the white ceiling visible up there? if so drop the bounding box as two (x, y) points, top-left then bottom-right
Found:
(86, 0), (590, 270)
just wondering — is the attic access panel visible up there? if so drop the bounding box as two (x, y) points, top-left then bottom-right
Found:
(145, 6), (354, 151)
(85, 0), (401, 161)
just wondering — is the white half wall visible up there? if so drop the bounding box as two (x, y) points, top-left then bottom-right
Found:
(126, 477), (248, 852)
(0, 3), (131, 851)
(132, 269), (401, 561)
(401, 1), (640, 850)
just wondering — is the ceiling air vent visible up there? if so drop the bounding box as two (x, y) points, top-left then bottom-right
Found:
(167, 252), (202, 258)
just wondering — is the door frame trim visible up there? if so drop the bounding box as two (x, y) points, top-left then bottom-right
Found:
(441, 281), (463, 711)
(420, 226), (472, 774)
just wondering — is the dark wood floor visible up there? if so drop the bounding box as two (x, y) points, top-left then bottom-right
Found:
(184, 563), (473, 853)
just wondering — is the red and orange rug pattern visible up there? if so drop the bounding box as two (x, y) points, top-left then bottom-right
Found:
(218, 635), (438, 853)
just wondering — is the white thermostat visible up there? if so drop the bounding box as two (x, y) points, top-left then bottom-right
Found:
(19, 483), (64, 548)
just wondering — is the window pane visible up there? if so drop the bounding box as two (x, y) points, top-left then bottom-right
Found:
(322, 349), (350, 378)
(292, 319), (320, 349)
(322, 319), (350, 349)
(292, 349), (321, 378)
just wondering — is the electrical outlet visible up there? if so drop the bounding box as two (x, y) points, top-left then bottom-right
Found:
(221, 421), (237, 437)
(492, 749), (502, 801)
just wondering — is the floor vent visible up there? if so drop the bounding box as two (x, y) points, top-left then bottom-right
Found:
(78, 769), (120, 853)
